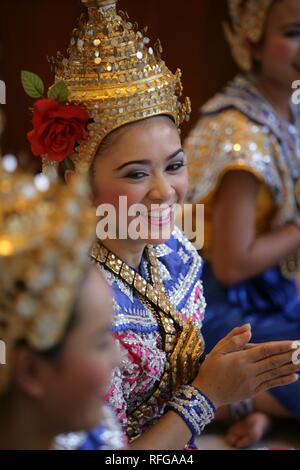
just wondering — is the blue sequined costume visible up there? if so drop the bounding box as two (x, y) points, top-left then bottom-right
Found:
(94, 227), (207, 441)
(54, 405), (126, 450)
(186, 75), (300, 420)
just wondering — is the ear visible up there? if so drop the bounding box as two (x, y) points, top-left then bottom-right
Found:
(64, 169), (76, 185)
(247, 37), (264, 63)
(90, 187), (99, 206)
(12, 347), (51, 398)
(89, 174), (99, 206)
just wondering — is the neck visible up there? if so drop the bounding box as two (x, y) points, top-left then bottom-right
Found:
(0, 398), (54, 450)
(101, 238), (146, 269)
(252, 74), (293, 122)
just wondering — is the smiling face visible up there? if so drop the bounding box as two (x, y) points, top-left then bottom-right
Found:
(41, 267), (118, 433)
(252, 0), (300, 90)
(91, 116), (188, 249)
(9, 267), (119, 437)
(53, 267), (118, 427)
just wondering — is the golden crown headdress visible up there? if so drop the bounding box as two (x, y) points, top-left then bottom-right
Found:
(0, 157), (95, 394)
(224, 0), (273, 71)
(26, 0), (191, 174)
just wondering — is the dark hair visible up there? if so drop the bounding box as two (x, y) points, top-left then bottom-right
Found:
(0, 313), (80, 404)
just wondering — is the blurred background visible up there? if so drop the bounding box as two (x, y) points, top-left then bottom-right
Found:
(0, 0), (238, 169)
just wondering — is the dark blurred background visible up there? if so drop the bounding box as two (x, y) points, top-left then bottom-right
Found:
(0, 0), (238, 169)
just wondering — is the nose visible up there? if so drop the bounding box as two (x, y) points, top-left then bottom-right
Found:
(148, 174), (176, 203)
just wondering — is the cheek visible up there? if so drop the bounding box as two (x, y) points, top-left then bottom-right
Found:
(63, 355), (112, 399)
(93, 178), (120, 207)
(94, 178), (146, 209)
(173, 170), (189, 203)
(265, 37), (297, 63)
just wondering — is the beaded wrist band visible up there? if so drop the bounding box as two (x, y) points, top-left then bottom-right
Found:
(230, 398), (255, 421)
(165, 385), (216, 437)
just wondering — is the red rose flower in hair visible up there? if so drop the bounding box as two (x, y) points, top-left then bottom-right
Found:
(21, 71), (90, 163)
(28, 99), (89, 162)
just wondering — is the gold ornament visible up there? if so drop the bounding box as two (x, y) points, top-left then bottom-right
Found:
(0, 160), (95, 394)
(280, 177), (300, 278)
(280, 253), (300, 279)
(295, 178), (300, 208)
(224, 0), (273, 71)
(45, 0), (191, 173)
(90, 241), (204, 439)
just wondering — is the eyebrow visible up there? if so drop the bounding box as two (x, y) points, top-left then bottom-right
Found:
(282, 22), (300, 29)
(114, 148), (184, 172)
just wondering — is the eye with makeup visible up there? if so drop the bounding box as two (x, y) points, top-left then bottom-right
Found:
(123, 155), (186, 181)
(92, 324), (114, 351)
(166, 159), (186, 173)
(283, 25), (300, 38)
(96, 332), (113, 351)
(124, 168), (149, 180)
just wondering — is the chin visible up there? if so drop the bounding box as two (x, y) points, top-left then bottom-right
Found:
(79, 408), (103, 431)
(292, 69), (300, 80)
(147, 235), (172, 245)
(145, 219), (175, 245)
(71, 402), (104, 432)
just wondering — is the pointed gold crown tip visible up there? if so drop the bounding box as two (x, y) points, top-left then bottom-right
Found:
(51, 0), (190, 172)
(81, 0), (117, 8)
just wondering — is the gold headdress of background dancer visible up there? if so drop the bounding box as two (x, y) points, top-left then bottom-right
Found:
(0, 159), (95, 394)
(224, 0), (273, 71)
(40, 0), (191, 174)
